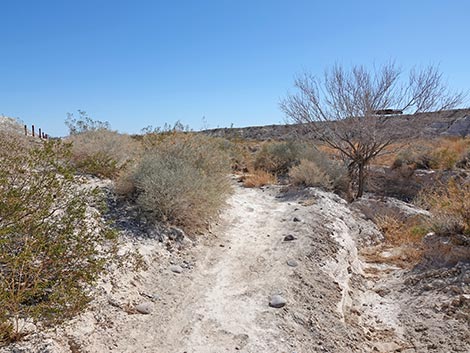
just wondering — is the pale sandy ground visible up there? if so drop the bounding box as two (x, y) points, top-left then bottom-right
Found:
(2, 181), (469, 353)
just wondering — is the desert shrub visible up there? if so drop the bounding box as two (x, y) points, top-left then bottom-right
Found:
(289, 159), (332, 189)
(303, 148), (348, 189)
(254, 141), (306, 175)
(217, 138), (253, 173)
(416, 178), (470, 236)
(0, 135), (115, 344)
(65, 112), (141, 178)
(456, 149), (470, 169)
(132, 133), (231, 233)
(392, 146), (434, 170)
(65, 110), (111, 135)
(67, 129), (141, 178)
(242, 170), (276, 188)
(289, 146), (349, 193)
(430, 147), (460, 170)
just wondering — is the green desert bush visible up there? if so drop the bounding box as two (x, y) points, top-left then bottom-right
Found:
(0, 134), (116, 344)
(132, 133), (231, 233)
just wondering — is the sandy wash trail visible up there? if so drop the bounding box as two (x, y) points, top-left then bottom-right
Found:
(6, 180), (468, 353)
(79, 182), (383, 353)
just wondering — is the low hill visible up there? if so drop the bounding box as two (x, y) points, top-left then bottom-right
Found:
(202, 108), (470, 141)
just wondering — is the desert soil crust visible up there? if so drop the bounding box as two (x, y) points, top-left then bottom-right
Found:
(3, 181), (469, 353)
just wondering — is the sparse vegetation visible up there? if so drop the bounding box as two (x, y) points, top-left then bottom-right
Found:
(376, 215), (428, 246)
(416, 178), (470, 237)
(365, 214), (427, 267)
(65, 112), (141, 178)
(392, 137), (470, 171)
(289, 159), (333, 189)
(281, 63), (464, 199)
(67, 129), (141, 178)
(65, 110), (111, 135)
(242, 170), (276, 188)
(0, 134), (116, 344)
(129, 133), (232, 233)
(253, 141), (305, 175)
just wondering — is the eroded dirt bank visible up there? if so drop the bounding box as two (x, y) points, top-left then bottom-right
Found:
(2, 182), (469, 353)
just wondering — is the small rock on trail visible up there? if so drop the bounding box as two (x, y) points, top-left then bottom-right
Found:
(287, 259), (298, 267)
(169, 265), (183, 274)
(135, 302), (154, 315)
(269, 294), (287, 308)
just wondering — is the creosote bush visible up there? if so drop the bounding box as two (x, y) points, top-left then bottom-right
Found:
(0, 134), (116, 344)
(131, 133), (231, 233)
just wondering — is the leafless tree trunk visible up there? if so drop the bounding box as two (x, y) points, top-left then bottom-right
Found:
(281, 62), (465, 199)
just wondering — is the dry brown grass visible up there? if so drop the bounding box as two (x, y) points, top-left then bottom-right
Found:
(364, 177), (470, 268)
(376, 215), (427, 246)
(361, 215), (428, 268)
(242, 169), (276, 188)
(416, 178), (470, 236)
(387, 137), (470, 170)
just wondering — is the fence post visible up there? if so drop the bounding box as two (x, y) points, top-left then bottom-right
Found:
(39, 128), (42, 139)
(32, 125), (35, 137)
(24, 125), (27, 136)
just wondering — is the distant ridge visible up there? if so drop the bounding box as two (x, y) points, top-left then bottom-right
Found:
(201, 108), (470, 141)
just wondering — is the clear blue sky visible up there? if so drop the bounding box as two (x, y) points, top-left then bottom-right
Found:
(1, 0), (469, 136)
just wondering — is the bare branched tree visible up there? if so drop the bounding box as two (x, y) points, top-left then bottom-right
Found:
(280, 62), (465, 199)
